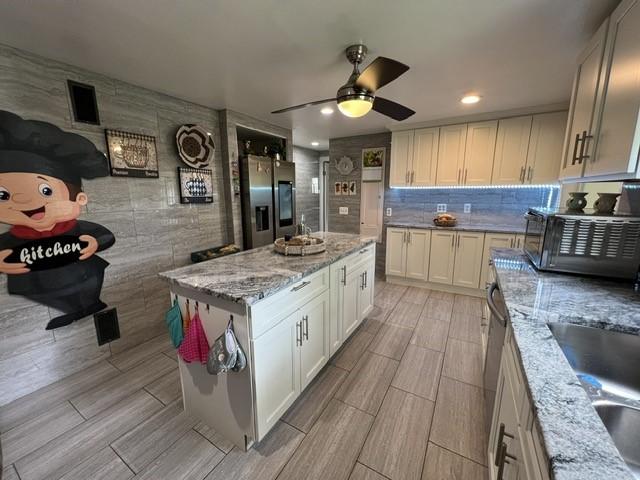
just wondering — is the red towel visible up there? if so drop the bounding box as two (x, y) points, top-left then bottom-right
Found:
(178, 311), (209, 364)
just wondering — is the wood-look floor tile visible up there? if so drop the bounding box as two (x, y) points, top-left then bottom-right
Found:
(0, 401), (84, 464)
(360, 315), (385, 336)
(430, 377), (487, 466)
(15, 391), (162, 480)
(205, 421), (303, 480)
(386, 301), (423, 329)
(359, 387), (433, 480)
(0, 361), (120, 433)
(449, 312), (482, 344)
(70, 354), (176, 418)
(112, 399), (198, 473)
(422, 443), (487, 480)
(374, 285), (406, 308)
(442, 338), (483, 387)
(368, 323), (412, 360)
(282, 365), (348, 432)
(108, 334), (173, 372)
(428, 291), (455, 302)
(392, 345), (443, 401)
(374, 280), (387, 297)
(144, 369), (182, 405)
(411, 317), (449, 352)
(422, 299), (453, 322)
(134, 429), (224, 480)
(349, 463), (387, 480)
(402, 286), (431, 306)
(332, 329), (375, 371)
(277, 399), (373, 480)
(2, 465), (19, 480)
(453, 295), (483, 317)
(59, 447), (134, 480)
(194, 421), (235, 454)
(335, 352), (398, 415)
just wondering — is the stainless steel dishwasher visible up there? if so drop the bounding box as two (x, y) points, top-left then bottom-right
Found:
(484, 281), (508, 435)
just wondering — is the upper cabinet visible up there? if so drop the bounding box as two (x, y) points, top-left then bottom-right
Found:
(435, 124), (467, 185)
(389, 130), (414, 186)
(492, 116), (532, 185)
(389, 128), (438, 187)
(464, 121), (497, 185)
(526, 111), (567, 184)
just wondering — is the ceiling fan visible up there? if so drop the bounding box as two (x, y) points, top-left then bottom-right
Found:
(271, 44), (415, 121)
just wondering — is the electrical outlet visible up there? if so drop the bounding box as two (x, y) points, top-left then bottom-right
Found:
(436, 203), (447, 213)
(386, 208), (392, 216)
(339, 206), (349, 215)
(464, 203), (472, 213)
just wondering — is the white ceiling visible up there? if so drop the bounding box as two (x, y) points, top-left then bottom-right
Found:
(0, 0), (618, 150)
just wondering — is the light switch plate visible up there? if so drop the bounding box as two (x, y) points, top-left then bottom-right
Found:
(386, 208), (392, 216)
(436, 203), (447, 213)
(464, 203), (471, 213)
(339, 206), (349, 215)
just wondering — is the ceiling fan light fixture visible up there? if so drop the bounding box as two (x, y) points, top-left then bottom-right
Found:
(337, 94), (374, 118)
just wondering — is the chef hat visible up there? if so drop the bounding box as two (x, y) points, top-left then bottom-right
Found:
(0, 110), (108, 185)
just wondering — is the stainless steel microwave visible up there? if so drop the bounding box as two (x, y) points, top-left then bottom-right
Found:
(523, 208), (640, 279)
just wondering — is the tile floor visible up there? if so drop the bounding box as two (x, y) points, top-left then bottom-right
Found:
(0, 280), (488, 480)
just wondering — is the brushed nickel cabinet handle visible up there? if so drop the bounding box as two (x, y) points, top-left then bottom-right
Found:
(579, 130), (593, 163)
(291, 281), (311, 292)
(405, 171), (410, 183)
(408, 231), (411, 243)
(451, 235), (455, 248)
(296, 321), (302, 346)
(571, 133), (582, 165)
(457, 169), (461, 184)
(342, 265), (347, 285)
(464, 169), (468, 184)
(494, 423), (515, 466)
(519, 166), (525, 182)
(411, 170), (415, 184)
(303, 315), (309, 340)
(527, 166), (533, 182)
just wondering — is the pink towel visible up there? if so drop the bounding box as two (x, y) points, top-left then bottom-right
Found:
(178, 311), (209, 364)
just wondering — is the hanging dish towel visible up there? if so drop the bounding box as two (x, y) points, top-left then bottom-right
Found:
(165, 299), (184, 348)
(207, 316), (247, 374)
(183, 300), (192, 335)
(178, 310), (209, 364)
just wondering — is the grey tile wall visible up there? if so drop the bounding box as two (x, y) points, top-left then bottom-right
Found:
(293, 146), (320, 231)
(0, 43), (229, 404)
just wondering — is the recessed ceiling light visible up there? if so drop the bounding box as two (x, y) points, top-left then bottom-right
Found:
(461, 94), (482, 104)
(311, 141), (320, 146)
(320, 107), (334, 115)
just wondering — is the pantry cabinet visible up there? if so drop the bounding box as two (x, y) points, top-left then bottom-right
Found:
(526, 112), (567, 184)
(452, 232), (485, 288)
(492, 116), (533, 185)
(389, 128), (439, 187)
(464, 121), (498, 185)
(436, 124), (467, 186)
(385, 227), (431, 281)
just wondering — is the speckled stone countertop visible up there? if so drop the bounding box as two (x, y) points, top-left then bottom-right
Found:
(160, 232), (375, 305)
(491, 248), (639, 480)
(386, 221), (525, 234)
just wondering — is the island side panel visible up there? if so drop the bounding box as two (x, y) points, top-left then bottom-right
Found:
(169, 284), (255, 450)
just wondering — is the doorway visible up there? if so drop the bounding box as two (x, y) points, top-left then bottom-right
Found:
(319, 156), (329, 231)
(360, 180), (384, 240)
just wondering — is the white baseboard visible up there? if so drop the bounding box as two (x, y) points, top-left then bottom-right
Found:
(385, 275), (485, 298)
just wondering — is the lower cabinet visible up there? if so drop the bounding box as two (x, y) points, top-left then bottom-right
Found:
(428, 231), (456, 284)
(385, 227), (431, 281)
(429, 230), (485, 288)
(480, 233), (526, 289)
(342, 269), (363, 339)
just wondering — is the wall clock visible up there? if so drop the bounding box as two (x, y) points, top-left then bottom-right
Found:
(335, 156), (354, 175)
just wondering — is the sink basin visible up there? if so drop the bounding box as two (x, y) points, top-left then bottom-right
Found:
(593, 402), (640, 477)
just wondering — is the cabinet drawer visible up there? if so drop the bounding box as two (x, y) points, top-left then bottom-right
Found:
(344, 243), (375, 273)
(250, 267), (329, 339)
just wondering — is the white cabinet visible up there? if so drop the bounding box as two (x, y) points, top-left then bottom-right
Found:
(436, 124), (467, 186)
(359, 261), (375, 320)
(464, 121), (498, 185)
(389, 130), (414, 186)
(385, 227), (431, 281)
(589, 0), (640, 179)
(514, 234), (525, 250)
(341, 269), (361, 341)
(560, 20), (609, 180)
(452, 232), (485, 288)
(526, 112), (567, 184)
(390, 128), (439, 187)
(299, 291), (330, 389)
(492, 116), (533, 185)
(428, 231), (457, 284)
(385, 228), (408, 276)
(480, 233), (520, 289)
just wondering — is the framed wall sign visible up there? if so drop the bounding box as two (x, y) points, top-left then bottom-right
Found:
(105, 129), (159, 178)
(361, 147), (385, 181)
(178, 167), (214, 203)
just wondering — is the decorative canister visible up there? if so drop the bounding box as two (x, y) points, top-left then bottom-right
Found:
(566, 192), (588, 211)
(593, 192), (621, 214)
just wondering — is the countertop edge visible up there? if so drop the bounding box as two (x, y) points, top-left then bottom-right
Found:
(385, 222), (526, 234)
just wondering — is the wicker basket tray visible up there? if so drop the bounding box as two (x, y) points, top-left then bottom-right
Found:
(274, 236), (326, 256)
(433, 217), (458, 227)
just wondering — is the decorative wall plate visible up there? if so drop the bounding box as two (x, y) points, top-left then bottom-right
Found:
(335, 156), (354, 175)
(176, 124), (215, 168)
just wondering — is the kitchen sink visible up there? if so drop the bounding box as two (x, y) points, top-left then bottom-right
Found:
(548, 322), (640, 477)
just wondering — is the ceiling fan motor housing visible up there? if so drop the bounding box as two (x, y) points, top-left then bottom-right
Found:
(338, 44), (374, 104)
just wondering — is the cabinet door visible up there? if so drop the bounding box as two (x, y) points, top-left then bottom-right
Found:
(560, 19), (609, 180)
(514, 234), (525, 250)
(385, 228), (407, 277)
(329, 262), (345, 356)
(428, 231), (456, 284)
(436, 124), (467, 186)
(526, 112), (567, 184)
(589, 0), (640, 178)
(453, 232), (485, 289)
(411, 127), (439, 186)
(480, 233), (514, 290)
(464, 121), (498, 185)
(342, 269), (361, 339)
(359, 261), (375, 321)
(390, 130), (414, 187)
(405, 229), (431, 281)
(299, 291), (330, 389)
(492, 116), (532, 185)
(252, 313), (300, 438)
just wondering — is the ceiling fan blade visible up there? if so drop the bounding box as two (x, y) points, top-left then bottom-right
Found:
(372, 97), (415, 121)
(271, 98), (336, 114)
(355, 57), (410, 93)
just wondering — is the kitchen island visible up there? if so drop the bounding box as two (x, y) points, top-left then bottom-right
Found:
(159, 232), (376, 449)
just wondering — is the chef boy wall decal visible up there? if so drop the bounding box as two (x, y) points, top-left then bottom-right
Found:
(0, 110), (115, 330)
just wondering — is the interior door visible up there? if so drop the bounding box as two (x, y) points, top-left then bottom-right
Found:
(360, 180), (383, 240)
(342, 269), (361, 339)
(492, 116), (532, 185)
(464, 120), (498, 185)
(526, 112), (567, 184)
(405, 229), (431, 281)
(453, 232), (485, 288)
(436, 124), (467, 186)
(385, 228), (407, 276)
(389, 130), (414, 186)
(299, 291), (330, 389)
(428, 231), (456, 284)
(411, 127), (439, 186)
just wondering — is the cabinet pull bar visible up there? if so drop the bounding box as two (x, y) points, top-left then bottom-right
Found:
(364, 270), (368, 288)
(359, 249), (368, 254)
(579, 130), (593, 162)
(527, 166), (533, 182)
(410, 170), (415, 184)
(291, 281), (311, 292)
(519, 166), (525, 182)
(405, 171), (409, 183)
(494, 423), (514, 466)
(303, 315), (309, 340)
(451, 235), (455, 248)
(296, 321), (302, 346)
(571, 133), (582, 165)
(464, 169), (468, 184)
(457, 169), (461, 184)
(342, 265), (347, 285)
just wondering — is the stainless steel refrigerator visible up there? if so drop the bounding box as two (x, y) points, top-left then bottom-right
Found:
(240, 155), (296, 249)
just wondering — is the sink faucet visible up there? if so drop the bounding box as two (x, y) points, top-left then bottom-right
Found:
(296, 214), (312, 236)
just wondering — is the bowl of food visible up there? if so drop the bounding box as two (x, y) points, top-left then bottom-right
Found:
(433, 213), (457, 227)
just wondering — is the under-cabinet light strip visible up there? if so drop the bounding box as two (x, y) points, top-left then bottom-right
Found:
(389, 184), (560, 190)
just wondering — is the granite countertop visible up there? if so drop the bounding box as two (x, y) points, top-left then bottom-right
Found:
(159, 232), (376, 305)
(386, 221), (526, 234)
(491, 248), (639, 480)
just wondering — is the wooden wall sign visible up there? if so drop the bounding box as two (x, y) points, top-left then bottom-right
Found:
(105, 129), (159, 178)
(178, 167), (214, 203)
